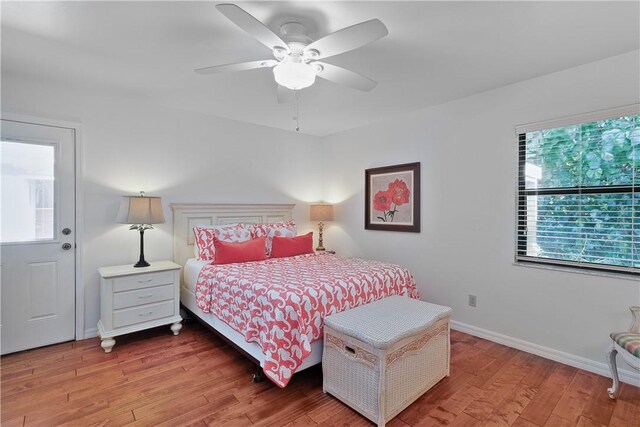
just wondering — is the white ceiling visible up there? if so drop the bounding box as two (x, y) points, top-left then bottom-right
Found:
(2, 1), (639, 136)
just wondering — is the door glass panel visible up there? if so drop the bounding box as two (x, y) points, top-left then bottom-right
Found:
(1, 141), (55, 242)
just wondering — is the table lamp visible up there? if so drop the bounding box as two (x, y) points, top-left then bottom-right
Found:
(116, 191), (165, 267)
(310, 204), (334, 251)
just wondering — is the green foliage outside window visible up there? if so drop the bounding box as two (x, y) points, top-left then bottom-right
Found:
(523, 115), (639, 270)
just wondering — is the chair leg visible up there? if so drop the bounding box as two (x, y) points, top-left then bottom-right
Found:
(607, 343), (620, 399)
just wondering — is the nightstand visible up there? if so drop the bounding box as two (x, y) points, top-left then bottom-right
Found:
(97, 261), (182, 353)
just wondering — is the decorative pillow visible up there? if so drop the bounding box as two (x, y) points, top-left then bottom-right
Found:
(213, 236), (268, 265)
(250, 219), (297, 255)
(270, 232), (314, 258)
(193, 224), (251, 261)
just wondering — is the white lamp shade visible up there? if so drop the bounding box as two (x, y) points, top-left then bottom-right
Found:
(116, 195), (165, 225)
(310, 204), (334, 222)
(273, 61), (316, 90)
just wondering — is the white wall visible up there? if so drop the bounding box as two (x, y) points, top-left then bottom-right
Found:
(2, 74), (323, 336)
(321, 50), (640, 381)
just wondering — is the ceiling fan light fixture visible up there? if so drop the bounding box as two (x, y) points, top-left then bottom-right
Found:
(200, 4), (387, 95)
(273, 56), (316, 90)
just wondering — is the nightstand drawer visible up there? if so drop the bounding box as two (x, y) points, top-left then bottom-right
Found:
(113, 300), (175, 328)
(112, 271), (174, 292)
(113, 284), (174, 310)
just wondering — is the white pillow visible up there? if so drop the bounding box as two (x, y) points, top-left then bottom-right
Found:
(192, 223), (251, 261)
(249, 220), (297, 255)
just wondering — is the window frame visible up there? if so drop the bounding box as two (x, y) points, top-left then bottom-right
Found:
(514, 105), (639, 277)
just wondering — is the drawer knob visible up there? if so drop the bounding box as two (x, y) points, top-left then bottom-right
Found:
(138, 294), (154, 299)
(137, 278), (154, 284)
(138, 311), (154, 317)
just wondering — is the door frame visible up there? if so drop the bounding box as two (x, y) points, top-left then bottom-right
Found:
(1, 112), (86, 340)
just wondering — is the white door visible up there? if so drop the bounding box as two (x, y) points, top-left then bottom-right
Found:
(1, 119), (76, 355)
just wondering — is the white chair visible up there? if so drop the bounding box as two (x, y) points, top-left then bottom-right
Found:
(607, 306), (640, 399)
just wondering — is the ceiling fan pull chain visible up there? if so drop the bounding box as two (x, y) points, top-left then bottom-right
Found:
(294, 90), (300, 132)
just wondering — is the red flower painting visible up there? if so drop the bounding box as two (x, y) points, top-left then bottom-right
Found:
(374, 179), (411, 222)
(373, 190), (392, 211)
(366, 162), (420, 232)
(388, 179), (410, 205)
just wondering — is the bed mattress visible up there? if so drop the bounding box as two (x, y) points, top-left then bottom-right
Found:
(184, 258), (209, 292)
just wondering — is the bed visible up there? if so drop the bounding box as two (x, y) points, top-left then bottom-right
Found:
(172, 203), (419, 387)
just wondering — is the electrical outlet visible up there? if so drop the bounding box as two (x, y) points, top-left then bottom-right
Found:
(468, 294), (477, 308)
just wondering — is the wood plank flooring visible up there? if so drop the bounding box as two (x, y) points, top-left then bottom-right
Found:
(1, 321), (638, 426)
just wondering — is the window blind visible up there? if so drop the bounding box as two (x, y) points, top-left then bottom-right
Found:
(516, 110), (639, 275)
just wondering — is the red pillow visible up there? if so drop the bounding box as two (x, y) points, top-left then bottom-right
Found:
(213, 236), (268, 264)
(270, 232), (314, 258)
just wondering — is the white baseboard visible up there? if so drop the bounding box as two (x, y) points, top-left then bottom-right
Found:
(84, 327), (98, 339)
(450, 320), (639, 387)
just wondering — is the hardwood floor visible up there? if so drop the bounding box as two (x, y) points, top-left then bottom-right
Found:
(1, 321), (638, 426)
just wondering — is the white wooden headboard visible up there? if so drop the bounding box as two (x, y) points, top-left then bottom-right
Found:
(171, 203), (295, 268)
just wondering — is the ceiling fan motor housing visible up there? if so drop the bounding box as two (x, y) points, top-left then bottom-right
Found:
(273, 22), (322, 65)
(279, 22), (312, 53)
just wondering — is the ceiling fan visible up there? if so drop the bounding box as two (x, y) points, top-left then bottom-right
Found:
(195, 3), (388, 101)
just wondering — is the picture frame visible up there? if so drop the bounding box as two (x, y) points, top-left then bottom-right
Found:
(365, 162), (420, 232)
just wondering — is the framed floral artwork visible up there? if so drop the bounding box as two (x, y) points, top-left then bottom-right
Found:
(365, 162), (420, 232)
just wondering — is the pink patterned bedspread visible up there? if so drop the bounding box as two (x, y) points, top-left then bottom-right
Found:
(194, 252), (420, 387)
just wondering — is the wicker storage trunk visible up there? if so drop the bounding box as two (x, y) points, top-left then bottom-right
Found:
(322, 296), (452, 427)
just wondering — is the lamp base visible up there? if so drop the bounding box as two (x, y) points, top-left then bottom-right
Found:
(134, 227), (150, 268)
(316, 222), (326, 252)
(134, 260), (150, 268)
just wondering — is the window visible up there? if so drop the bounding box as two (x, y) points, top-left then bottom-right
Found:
(0, 140), (55, 242)
(516, 108), (639, 275)
(33, 178), (54, 239)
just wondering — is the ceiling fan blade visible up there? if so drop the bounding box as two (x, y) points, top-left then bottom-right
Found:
(304, 19), (388, 60)
(216, 4), (289, 52)
(195, 59), (277, 75)
(277, 85), (295, 104)
(315, 62), (377, 91)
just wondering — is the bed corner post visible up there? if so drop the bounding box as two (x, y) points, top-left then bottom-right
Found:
(252, 366), (265, 383)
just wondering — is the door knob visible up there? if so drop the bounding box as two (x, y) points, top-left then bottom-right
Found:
(62, 228), (72, 235)
(62, 243), (72, 250)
